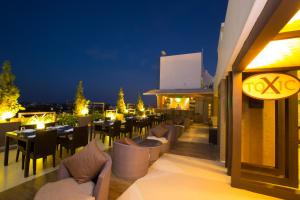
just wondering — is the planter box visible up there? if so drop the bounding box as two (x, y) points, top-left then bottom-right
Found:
(77, 116), (91, 127)
(0, 122), (21, 148)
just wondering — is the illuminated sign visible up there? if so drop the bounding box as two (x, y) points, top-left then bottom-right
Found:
(242, 73), (300, 100)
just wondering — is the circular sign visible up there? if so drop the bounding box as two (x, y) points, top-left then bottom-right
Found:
(242, 73), (300, 100)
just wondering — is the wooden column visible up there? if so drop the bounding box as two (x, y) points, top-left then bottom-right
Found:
(231, 71), (243, 185)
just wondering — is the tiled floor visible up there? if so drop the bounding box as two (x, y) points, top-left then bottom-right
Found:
(0, 123), (295, 200)
(171, 123), (219, 160)
(0, 147), (59, 192)
(177, 123), (209, 144)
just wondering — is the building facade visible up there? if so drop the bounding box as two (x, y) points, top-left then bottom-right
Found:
(214, 0), (300, 199)
(144, 52), (214, 123)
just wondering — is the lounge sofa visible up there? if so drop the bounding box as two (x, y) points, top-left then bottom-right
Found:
(147, 124), (177, 154)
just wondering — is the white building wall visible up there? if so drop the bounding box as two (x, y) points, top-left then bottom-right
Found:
(160, 52), (202, 89)
(202, 69), (214, 87)
(214, 0), (268, 96)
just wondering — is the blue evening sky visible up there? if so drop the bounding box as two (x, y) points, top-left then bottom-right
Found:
(0, 0), (227, 105)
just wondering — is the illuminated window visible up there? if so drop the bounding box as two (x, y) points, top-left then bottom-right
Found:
(167, 97), (190, 110)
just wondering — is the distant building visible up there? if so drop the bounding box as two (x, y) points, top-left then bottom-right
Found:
(89, 102), (105, 113)
(144, 52), (214, 123)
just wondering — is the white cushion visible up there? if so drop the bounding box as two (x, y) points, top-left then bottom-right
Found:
(34, 178), (95, 200)
(147, 136), (168, 144)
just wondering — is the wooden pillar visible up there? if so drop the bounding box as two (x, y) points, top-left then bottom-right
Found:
(156, 95), (163, 109)
(219, 79), (227, 162)
(231, 71), (242, 186)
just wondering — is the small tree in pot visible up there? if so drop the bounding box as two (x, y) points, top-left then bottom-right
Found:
(74, 80), (89, 116)
(0, 61), (24, 121)
(136, 94), (145, 116)
(116, 87), (126, 114)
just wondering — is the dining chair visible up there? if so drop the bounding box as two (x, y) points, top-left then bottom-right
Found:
(120, 119), (134, 138)
(22, 124), (36, 129)
(19, 129), (57, 175)
(16, 124), (36, 160)
(107, 121), (121, 146)
(136, 118), (148, 135)
(93, 123), (105, 141)
(147, 115), (155, 129)
(59, 126), (89, 157)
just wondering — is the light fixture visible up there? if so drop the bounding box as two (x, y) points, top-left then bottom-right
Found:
(1, 111), (14, 121)
(36, 122), (45, 130)
(280, 9), (300, 33)
(80, 107), (89, 115)
(106, 110), (116, 121)
(246, 37), (300, 70)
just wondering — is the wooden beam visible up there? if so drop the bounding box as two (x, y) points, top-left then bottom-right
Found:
(274, 30), (300, 40)
(233, 0), (300, 73)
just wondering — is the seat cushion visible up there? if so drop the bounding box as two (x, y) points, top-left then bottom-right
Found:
(147, 136), (168, 144)
(64, 139), (107, 183)
(150, 126), (168, 138)
(34, 178), (95, 200)
(118, 137), (138, 146)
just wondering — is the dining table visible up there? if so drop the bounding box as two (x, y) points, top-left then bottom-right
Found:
(3, 125), (74, 177)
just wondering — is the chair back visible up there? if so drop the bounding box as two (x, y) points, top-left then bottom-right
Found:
(111, 120), (121, 137)
(72, 126), (89, 149)
(148, 115), (154, 128)
(124, 119), (133, 133)
(34, 130), (57, 157)
(22, 124), (36, 130)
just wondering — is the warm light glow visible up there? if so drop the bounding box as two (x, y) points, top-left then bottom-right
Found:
(175, 98), (181, 103)
(36, 122), (45, 130)
(80, 107), (89, 115)
(0, 111), (14, 121)
(246, 38), (300, 70)
(208, 104), (212, 119)
(168, 97), (190, 110)
(280, 9), (300, 33)
(106, 110), (116, 121)
(22, 113), (55, 129)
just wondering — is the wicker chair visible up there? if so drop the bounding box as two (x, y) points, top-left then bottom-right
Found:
(112, 141), (150, 180)
(35, 153), (112, 200)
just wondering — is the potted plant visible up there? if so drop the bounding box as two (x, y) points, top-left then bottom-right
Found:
(73, 81), (91, 126)
(57, 113), (78, 127)
(0, 61), (24, 147)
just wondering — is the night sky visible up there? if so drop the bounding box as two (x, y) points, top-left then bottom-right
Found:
(0, 0), (227, 105)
